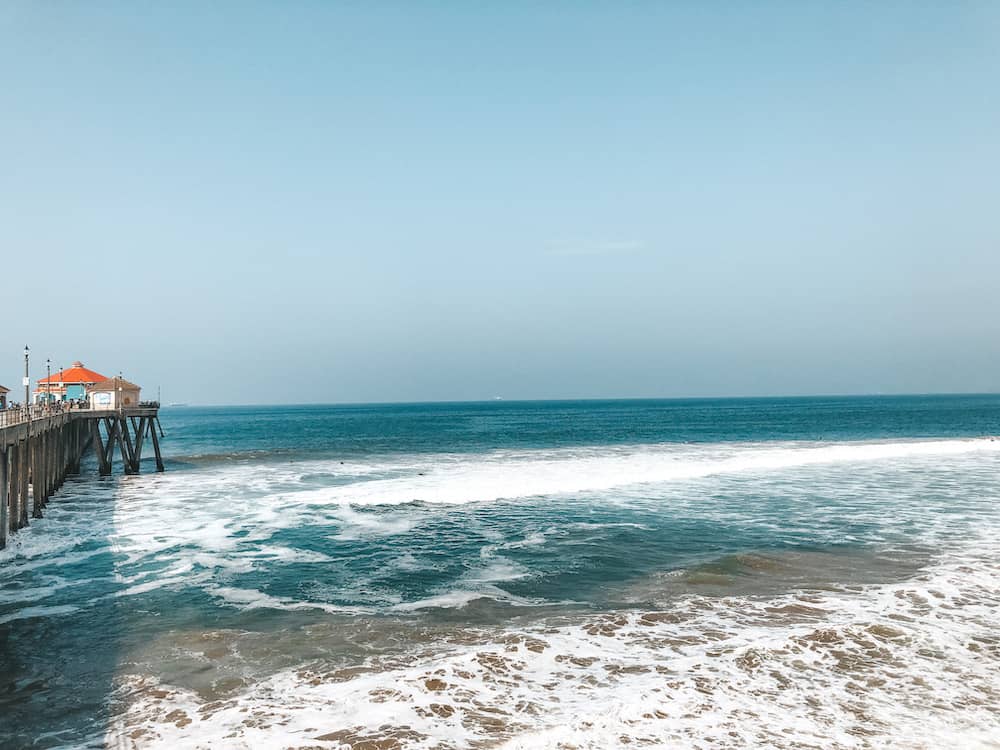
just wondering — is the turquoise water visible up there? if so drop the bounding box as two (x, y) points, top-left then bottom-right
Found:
(1, 396), (999, 748)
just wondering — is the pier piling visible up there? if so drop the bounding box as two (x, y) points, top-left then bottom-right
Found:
(0, 405), (163, 550)
(0, 448), (7, 549)
(19, 441), (29, 529)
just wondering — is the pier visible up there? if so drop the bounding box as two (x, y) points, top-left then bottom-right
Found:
(0, 404), (164, 550)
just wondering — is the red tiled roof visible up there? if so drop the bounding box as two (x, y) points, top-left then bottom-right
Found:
(38, 361), (108, 384)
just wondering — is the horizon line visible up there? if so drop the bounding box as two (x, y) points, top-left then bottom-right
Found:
(161, 391), (1000, 409)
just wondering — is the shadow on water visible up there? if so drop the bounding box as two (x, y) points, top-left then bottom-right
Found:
(0, 463), (130, 749)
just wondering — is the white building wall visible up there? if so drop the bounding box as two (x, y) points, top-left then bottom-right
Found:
(89, 388), (140, 409)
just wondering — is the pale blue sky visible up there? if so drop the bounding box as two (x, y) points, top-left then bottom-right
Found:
(2, 2), (998, 404)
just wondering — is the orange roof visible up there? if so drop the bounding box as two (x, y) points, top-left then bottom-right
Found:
(38, 361), (109, 384)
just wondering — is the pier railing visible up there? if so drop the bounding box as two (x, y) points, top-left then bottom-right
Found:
(0, 403), (91, 430)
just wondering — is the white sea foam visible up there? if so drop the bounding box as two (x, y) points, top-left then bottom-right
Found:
(0, 574), (98, 604)
(390, 589), (497, 612)
(117, 574), (206, 598)
(391, 583), (540, 612)
(108, 532), (1000, 749)
(0, 604), (80, 624)
(392, 552), (430, 571)
(330, 504), (418, 539)
(461, 558), (531, 583)
(7, 438), (993, 569)
(3, 437), (998, 624)
(283, 437), (1000, 507)
(252, 545), (333, 564)
(513, 531), (548, 547)
(207, 585), (372, 616)
(4, 435), (999, 746)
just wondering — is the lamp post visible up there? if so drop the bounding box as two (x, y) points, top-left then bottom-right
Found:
(46, 358), (51, 408)
(23, 345), (29, 413)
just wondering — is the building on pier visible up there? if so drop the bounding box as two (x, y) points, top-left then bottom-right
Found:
(34, 361), (109, 403)
(88, 377), (142, 409)
(0, 385), (7, 410)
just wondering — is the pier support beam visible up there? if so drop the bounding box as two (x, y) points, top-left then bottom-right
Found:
(93, 419), (111, 476)
(79, 420), (87, 470)
(67, 422), (79, 477)
(116, 416), (137, 475)
(49, 428), (56, 498)
(55, 426), (63, 490)
(18, 440), (29, 529)
(0, 448), (7, 550)
(130, 416), (146, 473)
(68, 423), (78, 475)
(8, 443), (19, 534)
(31, 436), (43, 519)
(151, 417), (164, 472)
(39, 430), (48, 510)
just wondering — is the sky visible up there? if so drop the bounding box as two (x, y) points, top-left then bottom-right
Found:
(1, 2), (999, 404)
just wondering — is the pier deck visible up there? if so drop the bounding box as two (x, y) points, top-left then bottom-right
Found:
(0, 405), (163, 550)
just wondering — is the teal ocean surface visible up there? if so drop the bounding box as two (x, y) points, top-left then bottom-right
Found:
(1, 396), (999, 748)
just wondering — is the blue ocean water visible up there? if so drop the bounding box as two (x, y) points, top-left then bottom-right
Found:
(1, 396), (999, 749)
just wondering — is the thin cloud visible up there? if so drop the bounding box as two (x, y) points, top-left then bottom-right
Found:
(548, 240), (646, 257)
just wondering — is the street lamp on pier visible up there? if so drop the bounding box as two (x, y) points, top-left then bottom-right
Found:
(23, 346), (29, 411)
(46, 358), (51, 407)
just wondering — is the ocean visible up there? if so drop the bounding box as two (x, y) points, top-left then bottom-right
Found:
(1, 396), (999, 749)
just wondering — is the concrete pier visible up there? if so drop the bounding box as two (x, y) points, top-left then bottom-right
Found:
(0, 406), (163, 550)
